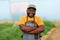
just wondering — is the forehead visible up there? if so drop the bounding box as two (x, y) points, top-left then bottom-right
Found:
(27, 8), (35, 10)
(27, 9), (36, 12)
(27, 7), (36, 10)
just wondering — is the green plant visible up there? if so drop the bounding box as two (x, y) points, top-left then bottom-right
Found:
(40, 20), (55, 36)
(0, 20), (55, 40)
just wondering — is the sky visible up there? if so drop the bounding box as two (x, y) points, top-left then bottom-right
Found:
(0, 1), (11, 20)
(0, 0), (60, 21)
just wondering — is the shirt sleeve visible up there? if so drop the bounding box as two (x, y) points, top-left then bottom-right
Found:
(37, 17), (44, 26)
(18, 16), (25, 25)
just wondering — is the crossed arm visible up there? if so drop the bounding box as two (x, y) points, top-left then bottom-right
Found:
(19, 24), (44, 34)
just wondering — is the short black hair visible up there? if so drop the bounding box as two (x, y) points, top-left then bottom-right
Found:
(27, 7), (36, 10)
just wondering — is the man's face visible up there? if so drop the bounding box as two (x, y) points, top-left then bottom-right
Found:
(27, 8), (36, 18)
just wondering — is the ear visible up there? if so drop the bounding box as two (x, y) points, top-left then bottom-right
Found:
(26, 9), (28, 12)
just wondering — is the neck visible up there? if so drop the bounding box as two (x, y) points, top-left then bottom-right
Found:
(27, 16), (35, 18)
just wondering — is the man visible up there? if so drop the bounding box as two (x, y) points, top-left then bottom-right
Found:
(18, 4), (44, 40)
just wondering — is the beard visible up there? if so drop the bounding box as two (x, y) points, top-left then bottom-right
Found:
(27, 13), (35, 18)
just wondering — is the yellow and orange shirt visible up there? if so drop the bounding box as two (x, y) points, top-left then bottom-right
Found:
(18, 16), (44, 26)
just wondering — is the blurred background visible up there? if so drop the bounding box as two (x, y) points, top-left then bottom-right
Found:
(0, 0), (60, 40)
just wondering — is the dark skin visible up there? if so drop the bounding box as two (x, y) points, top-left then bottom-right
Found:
(27, 8), (36, 18)
(19, 8), (44, 34)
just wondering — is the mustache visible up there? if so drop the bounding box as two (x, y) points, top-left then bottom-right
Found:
(27, 13), (35, 14)
(27, 13), (35, 15)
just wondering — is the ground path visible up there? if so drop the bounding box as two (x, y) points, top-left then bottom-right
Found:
(41, 21), (60, 40)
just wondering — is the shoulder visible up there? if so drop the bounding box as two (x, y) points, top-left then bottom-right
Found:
(35, 16), (42, 19)
(19, 16), (26, 20)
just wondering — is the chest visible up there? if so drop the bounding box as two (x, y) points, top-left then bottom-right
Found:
(25, 17), (38, 25)
(25, 21), (38, 28)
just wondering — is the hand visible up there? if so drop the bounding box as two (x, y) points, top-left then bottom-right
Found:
(29, 30), (38, 34)
(25, 27), (37, 32)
